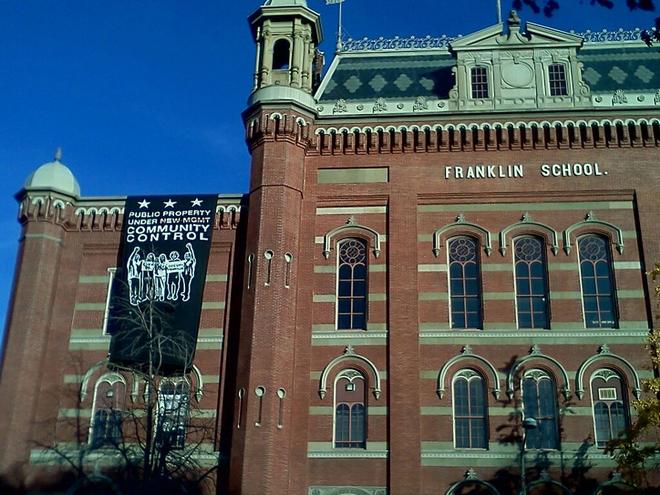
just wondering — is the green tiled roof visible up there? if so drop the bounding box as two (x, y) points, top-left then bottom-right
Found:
(318, 54), (455, 102)
(579, 46), (660, 93)
(317, 45), (660, 103)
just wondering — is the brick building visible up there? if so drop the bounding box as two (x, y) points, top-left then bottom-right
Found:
(1, 1), (659, 494)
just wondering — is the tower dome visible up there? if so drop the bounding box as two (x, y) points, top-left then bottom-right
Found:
(24, 148), (80, 197)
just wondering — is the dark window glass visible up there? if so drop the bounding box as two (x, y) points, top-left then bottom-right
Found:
(272, 39), (290, 70)
(549, 63), (568, 96)
(471, 67), (489, 98)
(591, 371), (629, 447)
(91, 410), (123, 449)
(337, 239), (368, 330)
(523, 371), (559, 449)
(578, 235), (618, 328)
(514, 237), (550, 329)
(334, 372), (367, 448)
(90, 378), (124, 449)
(453, 371), (488, 448)
(448, 237), (483, 329)
(156, 381), (190, 450)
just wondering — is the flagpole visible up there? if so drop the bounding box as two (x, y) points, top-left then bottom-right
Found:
(497, 0), (502, 23)
(337, 0), (343, 52)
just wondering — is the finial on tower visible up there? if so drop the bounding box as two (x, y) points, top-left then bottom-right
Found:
(54, 147), (63, 162)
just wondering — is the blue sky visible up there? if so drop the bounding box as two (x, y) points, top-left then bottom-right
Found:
(0, 0), (656, 349)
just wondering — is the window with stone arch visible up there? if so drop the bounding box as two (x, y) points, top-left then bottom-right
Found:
(89, 374), (126, 449)
(334, 368), (367, 448)
(522, 369), (560, 450)
(514, 236), (550, 329)
(272, 38), (291, 70)
(578, 234), (618, 328)
(452, 369), (488, 449)
(337, 238), (368, 330)
(156, 378), (190, 450)
(591, 368), (629, 448)
(447, 236), (483, 329)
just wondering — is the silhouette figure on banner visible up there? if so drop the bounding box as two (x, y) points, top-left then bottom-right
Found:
(127, 243), (196, 306)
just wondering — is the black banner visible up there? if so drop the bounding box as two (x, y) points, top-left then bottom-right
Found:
(108, 195), (217, 374)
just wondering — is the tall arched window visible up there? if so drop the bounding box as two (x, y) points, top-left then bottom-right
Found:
(272, 39), (291, 70)
(337, 238), (368, 330)
(156, 379), (190, 450)
(453, 369), (488, 449)
(522, 369), (559, 449)
(334, 369), (367, 448)
(591, 369), (629, 447)
(578, 234), (618, 328)
(448, 237), (482, 329)
(514, 236), (550, 329)
(89, 374), (125, 448)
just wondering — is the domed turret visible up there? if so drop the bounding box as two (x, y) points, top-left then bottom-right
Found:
(24, 148), (80, 197)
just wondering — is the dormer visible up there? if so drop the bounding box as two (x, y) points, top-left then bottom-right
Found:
(448, 11), (592, 112)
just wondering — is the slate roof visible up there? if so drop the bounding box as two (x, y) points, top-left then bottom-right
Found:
(317, 44), (660, 103)
(579, 46), (660, 93)
(318, 53), (455, 102)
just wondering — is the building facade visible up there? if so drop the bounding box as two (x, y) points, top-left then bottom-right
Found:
(1, 1), (659, 494)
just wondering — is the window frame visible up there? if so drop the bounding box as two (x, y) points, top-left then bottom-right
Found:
(156, 378), (191, 450)
(512, 236), (550, 329)
(470, 66), (490, 99)
(548, 63), (569, 97)
(446, 236), (483, 330)
(521, 369), (560, 450)
(333, 368), (367, 449)
(577, 234), (619, 329)
(336, 238), (369, 331)
(102, 267), (117, 336)
(89, 373), (126, 449)
(452, 369), (489, 450)
(590, 368), (630, 448)
(272, 38), (292, 71)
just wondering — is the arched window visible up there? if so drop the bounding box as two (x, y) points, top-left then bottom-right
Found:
(90, 374), (125, 449)
(453, 369), (488, 449)
(591, 369), (629, 447)
(272, 39), (291, 70)
(334, 369), (367, 448)
(156, 379), (190, 450)
(578, 234), (618, 328)
(514, 236), (550, 329)
(448, 237), (483, 329)
(522, 369), (559, 449)
(337, 238), (368, 330)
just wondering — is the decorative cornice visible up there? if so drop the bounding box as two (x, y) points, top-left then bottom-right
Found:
(17, 193), (245, 232)
(340, 28), (648, 53)
(309, 118), (660, 155)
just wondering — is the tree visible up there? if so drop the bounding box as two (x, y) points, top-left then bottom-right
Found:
(605, 265), (660, 490)
(22, 290), (219, 495)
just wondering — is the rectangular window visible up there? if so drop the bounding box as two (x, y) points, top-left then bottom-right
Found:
(102, 267), (117, 336)
(548, 64), (568, 96)
(471, 67), (489, 99)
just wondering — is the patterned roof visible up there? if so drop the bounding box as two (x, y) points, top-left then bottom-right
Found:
(318, 54), (455, 102)
(317, 45), (660, 103)
(580, 46), (660, 93)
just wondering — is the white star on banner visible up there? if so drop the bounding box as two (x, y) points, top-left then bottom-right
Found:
(138, 200), (150, 209)
(164, 199), (177, 208)
(191, 198), (203, 207)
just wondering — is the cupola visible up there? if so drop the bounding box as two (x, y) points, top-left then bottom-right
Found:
(247, 0), (323, 109)
(23, 148), (81, 197)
